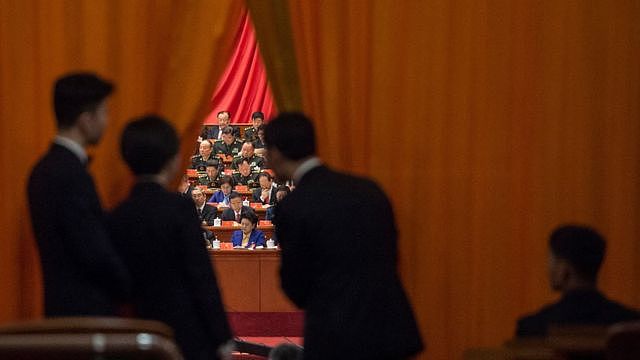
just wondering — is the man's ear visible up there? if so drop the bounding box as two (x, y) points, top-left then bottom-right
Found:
(76, 111), (93, 137)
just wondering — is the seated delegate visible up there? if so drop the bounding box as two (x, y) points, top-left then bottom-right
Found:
(231, 212), (265, 249)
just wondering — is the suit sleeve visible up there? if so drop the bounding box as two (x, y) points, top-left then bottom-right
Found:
(204, 207), (217, 225)
(179, 202), (232, 346)
(274, 201), (314, 308)
(252, 189), (261, 202)
(61, 188), (131, 299)
(253, 230), (265, 247)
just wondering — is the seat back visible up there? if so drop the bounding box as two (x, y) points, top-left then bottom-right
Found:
(0, 317), (181, 360)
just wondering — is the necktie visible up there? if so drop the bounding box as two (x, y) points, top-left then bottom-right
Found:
(197, 208), (203, 218)
(235, 212), (240, 222)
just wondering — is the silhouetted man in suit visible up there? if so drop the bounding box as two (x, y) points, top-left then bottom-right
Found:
(108, 116), (232, 360)
(516, 225), (640, 337)
(27, 72), (131, 316)
(264, 112), (424, 360)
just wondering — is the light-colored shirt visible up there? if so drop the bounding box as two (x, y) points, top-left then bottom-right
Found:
(292, 157), (322, 184)
(54, 135), (87, 164)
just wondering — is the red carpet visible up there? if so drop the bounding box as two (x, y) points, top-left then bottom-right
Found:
(232, 337), (303, 359)
(228, 312), (304, 337)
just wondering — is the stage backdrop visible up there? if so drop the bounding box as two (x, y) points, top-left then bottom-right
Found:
(249, 1), (640, 359)
(202, 8), (276, 126)
(0, 0), (243, 321)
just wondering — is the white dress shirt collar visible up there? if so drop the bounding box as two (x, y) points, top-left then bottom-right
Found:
(292, 157), (322, 184)
(54, 135), (88, 164)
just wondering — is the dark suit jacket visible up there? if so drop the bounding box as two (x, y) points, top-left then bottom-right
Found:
(203, 125), (240, 140)
(252, 187), (277, 205)
(198, 204), (218, 225)
(274, 165), (423, 360)
(220, 206), (255, 222)
(27, 143), (131, 316)
(108, 182), (231, 360)
(516, 289), (640, 337)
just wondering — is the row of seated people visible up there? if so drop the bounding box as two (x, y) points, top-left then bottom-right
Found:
(180, 173), (291, 249)
(196, 110), (266, 159)
(199, 110), (265, 143)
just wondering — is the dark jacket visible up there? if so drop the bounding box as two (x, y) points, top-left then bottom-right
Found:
(198, 204), (218, 225)
(274, 165), (424, 360)
(516, 288), (640, 337)
(108, 182), (231, 360)
(252, 187), (277, 205)
(27, 143), (131, 316)
(220, 206), (255, 222)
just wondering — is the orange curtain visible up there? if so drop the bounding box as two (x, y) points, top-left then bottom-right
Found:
(251, 1), (640, 359)
(0, 0), (243, 322)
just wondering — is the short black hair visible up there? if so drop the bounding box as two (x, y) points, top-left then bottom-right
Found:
(239, 158), (251, 166)
(239, 211), (259, 226)
(217, 110), (230, 118)
(258, 172), (272, 181)
(222, 126), (235, 136)
(120, 115), (179, 176)
(53, 72), (114, 129)
(264, 112), (316, 160)
(206, 159), (220, 168)
(220, 175), (234, 187)
(252, 111), (264, 120)
(275, 185), (290, 195)
(229, 192), (242, 201)
(549, 224), (606, 283)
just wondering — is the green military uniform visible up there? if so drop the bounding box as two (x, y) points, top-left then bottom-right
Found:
(232, 172), (260, 188)
(198, 173), (221, 188)
(244, 126), (259, 141)
(191, 155), (215, 169)
(213, 139), (243, 157)
(231, 154), (265, 170)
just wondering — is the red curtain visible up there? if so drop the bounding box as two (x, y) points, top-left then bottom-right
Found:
(203, 8), (276, 125)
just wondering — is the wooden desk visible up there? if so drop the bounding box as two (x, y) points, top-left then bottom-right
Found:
(208, 249), (297, 312)
(203, 224), (274, 242)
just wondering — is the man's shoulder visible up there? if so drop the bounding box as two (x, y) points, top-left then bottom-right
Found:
(515, 302), (559, 337)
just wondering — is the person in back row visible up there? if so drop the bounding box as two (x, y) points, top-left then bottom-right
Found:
(214, 126), (242, 158)
(108, 115), (232, 360)
(253, 172), (277, 205)
(191, 139), (214, 169)
(221, 192), (255, 222)
(232, 158), (260, 188)
(516, 224), (640, 337)
(231, 141), (264, 170)
(209, 175), (235, 206)
(243, 111), (264, 142)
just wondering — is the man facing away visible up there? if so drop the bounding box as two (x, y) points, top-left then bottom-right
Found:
(516, 224), (640, 337)
(264, 112), (424, 360)
(27, 72), (131, 316)
(108, 116), (232, 360)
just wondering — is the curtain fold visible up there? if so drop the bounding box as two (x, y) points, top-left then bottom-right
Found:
(250, 1), (640, 359)
(0, 0), (242, 321)
(203, 8), (277, 125)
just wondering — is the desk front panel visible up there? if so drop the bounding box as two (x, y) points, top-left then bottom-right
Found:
(209, 250), (297, 312)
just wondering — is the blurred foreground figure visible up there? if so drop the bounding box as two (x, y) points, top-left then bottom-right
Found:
(516, 224), (640, 337)
(108, 116), (232, 360)
(264, 112), (424, 360)
(28, 72), (130, 316)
